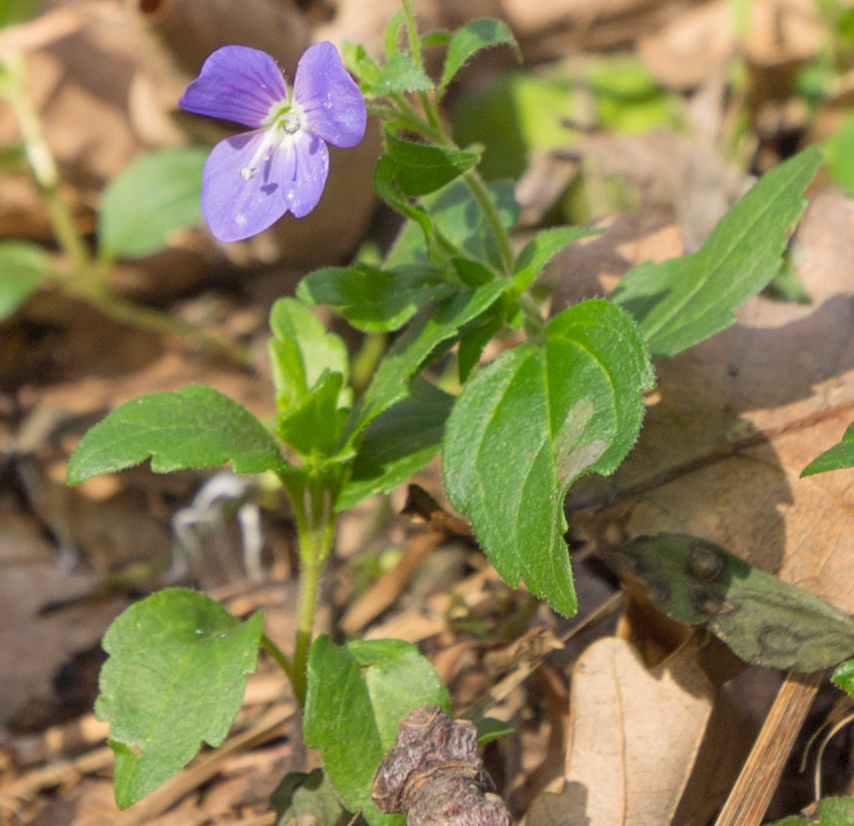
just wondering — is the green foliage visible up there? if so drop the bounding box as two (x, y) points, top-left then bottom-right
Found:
(303, 636), (450, 826)
(297, 263), (454, 332)
(825, 110), (854, 196)
(99, 147), (206, 260)
(443, 300), (654, 615)
(386, 177), (519, 272)
(96, 589), (263, 808)
(383, 130), (482, 197)
(438, 18), (520, 100)
(0, 240), (54, 321)
(513, 226), (603, 294)
(0, 0), (41, 27)
(268, 298), (350, 414)
(620, 535), (854, 671)
(66, 385), (287, 483)
(476, 717), (514, 744)
(271, 770), (344, 826)
(611, 147), (821, 359)
(348, 280), (510, 438)
(768, 797), (854, 826)
(373, 54), (434, 96)
(339, 380), (455, 510)
(802, 421), (854, 476)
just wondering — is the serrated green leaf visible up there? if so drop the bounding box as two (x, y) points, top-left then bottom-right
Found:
(66, 385), (286, 484)
(277, 371), (349, 458)
(373, 53), (433, 95)
(297, 263), (454, 332)
(438, 18), (520, 100)
(443, 299), (653, 615)
(385, 177), (519, 272)
(611, 146), (821, 360)
(802, 421), (854, 477)
(621, 534), (854, 671)
(513, 226), (603, 293)
(348, 279), (510, 438)
(338, 380), (454, 510)
(268, 298), (350, 413)
(96, 589), (263, 808)
(99, 147), (206, 260)
(384, 129), (481, 197)
(0, 240), (54, 321)
(826, 110), (854, 196)
(304, 635), (450, 826)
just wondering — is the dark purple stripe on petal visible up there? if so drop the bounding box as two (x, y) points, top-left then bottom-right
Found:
(293, 42), (366, 148)
(179, 45), (288, 128)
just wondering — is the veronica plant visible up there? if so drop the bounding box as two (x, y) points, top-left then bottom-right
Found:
(67, 0), (821, 818)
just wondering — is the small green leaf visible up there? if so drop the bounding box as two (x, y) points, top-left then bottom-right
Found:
(339, 380), (454, 510)
(802, 421), (854, 477)
(268, 298), (350, 413)
(439, 18), (520, 99)
(66, 385), (286, 484)
(374, 154), (434, 242)
(271, 769), (344, 826)
(304, 636), (450, 826)
(383, 9), (405, 60)
(513, 226), (603, 293)
(385, 129), (481, 197)
(621, 534), (854, 671)
(386, 177), (519, 272)
(348, 280), (509, 438)
(277, 371), (349, 458)
(343, 42), (381, 88)
(768, 798), (854, 826)
(476, 717), (514, 744)
(457, 307), (505, 383)
(825, 110), (854, 196)
(374, 53), (434, 95)
(443, 299), (653, 615)
(0, 240), (54, 321)
(297, 263), (454, 332)
(96, 589), (263, 808)
(611, 146), (821, 360)
(99, 147), (206, 260)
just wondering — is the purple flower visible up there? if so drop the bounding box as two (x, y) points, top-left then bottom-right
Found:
(179, 43), (366, 242)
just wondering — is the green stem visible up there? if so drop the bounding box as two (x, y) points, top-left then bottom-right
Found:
(71, 288), (253, 366)
(401, 0), (424, 71)
(462, 169), (515, 276)
(260, 634), (296, 684)
(281, 474), (337, 707)
(1, 52), (94, 282)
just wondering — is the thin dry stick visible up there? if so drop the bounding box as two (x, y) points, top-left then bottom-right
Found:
(714, 669), (825, 826)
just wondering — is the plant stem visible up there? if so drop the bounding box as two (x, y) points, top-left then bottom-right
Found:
(282, 474), (337, 707)
(1, 52), (94, 283)
(260, 633), (296, 684)
(462, 169), (515, 276)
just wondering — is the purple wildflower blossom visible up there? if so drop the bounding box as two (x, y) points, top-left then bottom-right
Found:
(178, 42), (366, 242)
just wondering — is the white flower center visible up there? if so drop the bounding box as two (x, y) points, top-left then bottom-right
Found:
(238, 99), (307, 181)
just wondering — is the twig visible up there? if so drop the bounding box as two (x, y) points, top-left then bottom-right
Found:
(714, 670), (825, 826)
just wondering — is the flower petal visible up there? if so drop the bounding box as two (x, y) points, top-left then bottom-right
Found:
(280, 129), (330, 218)
(294, 42), (366, 148)
(200, 130), (289, 242)
(179, 46), (288, 128)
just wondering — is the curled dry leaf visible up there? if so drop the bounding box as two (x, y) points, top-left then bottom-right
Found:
(372, 705), (511, 826)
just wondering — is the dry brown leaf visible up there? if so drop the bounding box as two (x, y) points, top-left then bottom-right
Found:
(559, 637), (714, 826)
(576, 191), (854, 613)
